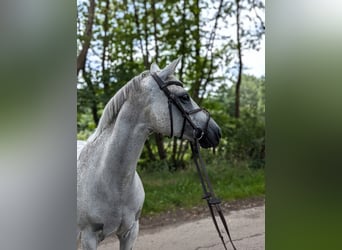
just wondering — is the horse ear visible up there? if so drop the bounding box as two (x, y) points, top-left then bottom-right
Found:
(159, 56), (182, 80)
(150, 62), (160, 73)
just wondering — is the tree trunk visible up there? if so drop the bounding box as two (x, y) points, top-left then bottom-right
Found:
(145, 139), (156, 161)
(155, 134), (167, 160)
(235, 0), (243, 119)
(101, 0), (110, 99)
(151, 0), (159, 63)
(143, 0), (150, 67)
(83, 71), (99, 125)
(77, 0), (95, 76)
(191, 0), (201, 103)
(179, 0), (187, 83)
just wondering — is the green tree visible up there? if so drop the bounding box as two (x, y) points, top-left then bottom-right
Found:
(77, 0), (265, 171)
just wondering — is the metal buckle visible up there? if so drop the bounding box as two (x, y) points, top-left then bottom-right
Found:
(194, 128), (204, 140)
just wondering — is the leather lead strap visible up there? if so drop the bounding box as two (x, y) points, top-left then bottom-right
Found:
(191, 140), (237, 250)
(208, 202), (228, 250)
(190, 144), (228, 250)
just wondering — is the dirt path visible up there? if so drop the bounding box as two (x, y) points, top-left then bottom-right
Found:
(97, 198), (265, 250)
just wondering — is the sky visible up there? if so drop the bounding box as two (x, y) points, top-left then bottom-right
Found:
(243, 35), (265, 77)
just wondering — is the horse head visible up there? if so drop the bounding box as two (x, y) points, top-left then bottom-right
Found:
(140, 57), (221, 148)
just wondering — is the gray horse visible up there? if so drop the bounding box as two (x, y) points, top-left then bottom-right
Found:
(77, 57), (221, 250)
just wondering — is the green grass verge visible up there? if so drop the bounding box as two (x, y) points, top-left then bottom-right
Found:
(137, 160), (265, 216)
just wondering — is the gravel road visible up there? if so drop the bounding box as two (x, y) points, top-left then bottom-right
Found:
(96, 204), (265, 250)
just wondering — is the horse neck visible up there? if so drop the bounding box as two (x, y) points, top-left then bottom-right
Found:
(97, 100), (150, 186)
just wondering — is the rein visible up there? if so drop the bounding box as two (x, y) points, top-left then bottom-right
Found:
(191, 140), (237, 250)
(151, 72), (237, 250)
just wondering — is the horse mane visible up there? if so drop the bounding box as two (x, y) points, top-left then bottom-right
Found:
(88, 73), (146, 142)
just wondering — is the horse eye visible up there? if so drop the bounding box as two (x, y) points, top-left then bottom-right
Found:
(181, 94), (190, 102)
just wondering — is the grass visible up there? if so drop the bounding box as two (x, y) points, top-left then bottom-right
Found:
(137, 160), (265, 216)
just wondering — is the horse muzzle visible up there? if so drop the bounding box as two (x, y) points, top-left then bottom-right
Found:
(198, 120), (221, 148)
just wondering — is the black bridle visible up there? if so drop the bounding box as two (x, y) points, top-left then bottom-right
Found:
(151, 72), (237, 250)
(151, 72), (209, 140)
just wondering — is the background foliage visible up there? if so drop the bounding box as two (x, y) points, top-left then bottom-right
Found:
(77, 0), (265, 171)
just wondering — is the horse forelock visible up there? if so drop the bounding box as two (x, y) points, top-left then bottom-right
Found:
(88, 75), (143, 141)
